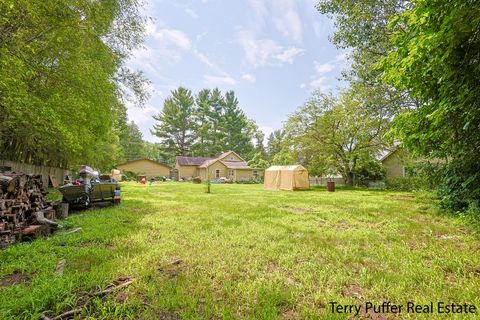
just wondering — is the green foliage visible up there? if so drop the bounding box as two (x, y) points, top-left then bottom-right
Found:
(153, 87), (257, 160)
(152, 87), (196, 157)
(378, 0), (480, 211)
(436, 159), (480, 213)
(121, 170), (138, 181)
(234, 179), (263, 184)
(277, 89), (391, 185)
(0, 0), (148, 169)
(353, 159), (386, 186)
(266, 129), (285, 162)
(247, 152), (270, 169)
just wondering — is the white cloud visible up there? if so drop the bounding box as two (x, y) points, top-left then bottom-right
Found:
(247, 0), (303, 43)
(204, 75), (238, 86)
(273, 9), (303, 43)
(300, 83), (306, 89)
(242, 73), (256, 83)
(237, 31), (304, 67)
(314, 61), (335, 74)
(152, 28), (191, 51)
(194, 50), (216, 69)
(259, 125), (275, 137)
(127, 104), (158, 125)
(196, 31), (208, 41)
(184, 6), (198, 19)
(334, 52), (348, 62)
(309, 76), (327, 88)
(276, 47), (305, 64)
(312, 21), (326, 38)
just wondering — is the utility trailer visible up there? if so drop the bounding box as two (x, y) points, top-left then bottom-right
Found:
(59, 165), (120, 208)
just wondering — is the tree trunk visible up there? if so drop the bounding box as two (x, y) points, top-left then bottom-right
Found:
(345, 171), (354, 187)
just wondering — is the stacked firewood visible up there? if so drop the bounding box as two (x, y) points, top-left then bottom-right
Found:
(0, 172), (58, 248)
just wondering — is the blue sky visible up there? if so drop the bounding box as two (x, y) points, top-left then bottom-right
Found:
(127, 0), (348, 142)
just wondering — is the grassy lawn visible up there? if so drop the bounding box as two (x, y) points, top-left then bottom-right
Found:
(1, 182), (479, 319)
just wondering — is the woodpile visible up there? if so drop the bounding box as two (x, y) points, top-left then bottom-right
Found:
(0, 171), (58, 248)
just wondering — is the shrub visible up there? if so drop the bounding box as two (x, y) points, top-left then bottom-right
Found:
(121, 170), (138, 181)
(235, 179), (263, 184)
(354, 159), (386, 186)
(437, 158), (480, 213)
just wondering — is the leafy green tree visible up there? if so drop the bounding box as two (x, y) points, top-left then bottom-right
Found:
(247, 152), (270, 169)
(379, 0), (480, 211)
(0, 0), (148, 169)
(121, 121), (145, 160)
(152, 87), (196, 157)
(278, 90), (390, 185)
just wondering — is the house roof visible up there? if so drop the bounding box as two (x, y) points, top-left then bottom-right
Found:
(178, 151), (255, 169)
(176, 156), (213, 166)
(378, 148), (399, 162)
(198, 158), (219, 168)
(116, 159), (171, 168)
(220, 160), (251, 169)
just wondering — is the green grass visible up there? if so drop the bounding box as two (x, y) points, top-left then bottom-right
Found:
(1, 183), (479, 319)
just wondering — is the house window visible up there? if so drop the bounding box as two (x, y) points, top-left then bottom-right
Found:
(230, 156), (234, 160)
(229, 169), (235, 177)
(253, 170), (258, 179)
(215, 169), (220, 179)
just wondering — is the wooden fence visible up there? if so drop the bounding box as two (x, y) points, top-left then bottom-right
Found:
(309, 177), (345, 186)
(0, 160), (71, 187)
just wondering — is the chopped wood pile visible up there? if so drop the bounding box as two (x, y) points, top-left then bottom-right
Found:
(0, 171), (59, 248)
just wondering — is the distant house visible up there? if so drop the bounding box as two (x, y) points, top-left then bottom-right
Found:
(115, 159), (171, 179)
(380, 149), (411, 179)
(175, 151), (264, 181)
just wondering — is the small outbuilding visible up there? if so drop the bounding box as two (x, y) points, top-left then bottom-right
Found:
(264, 165), (310, 191)
(115, 159), (171, 180)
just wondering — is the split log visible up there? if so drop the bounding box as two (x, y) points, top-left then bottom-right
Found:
(0, 172), (59, 248)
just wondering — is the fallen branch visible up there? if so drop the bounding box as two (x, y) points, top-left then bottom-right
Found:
(41, 308), (82, 320)
(64, 227), (82, 235)
(90, 279), (134, 297)
(40, 277), (133, 319)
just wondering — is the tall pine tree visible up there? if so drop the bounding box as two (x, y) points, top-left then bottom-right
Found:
(152, 87), (195, 157)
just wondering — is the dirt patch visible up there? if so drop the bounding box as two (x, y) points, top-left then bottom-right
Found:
(361, 308), (388, 320)
(391, 195), (415, 199)
(157, 311), (180, 320)
(341, 283), (363, 299)
(336, 220), (349, 230)
(0, 270), (33, 288)
(280, 310), (300, 320)
(277, 205), (314, 214)
(318, 219), (327, 227)
(412, 217), (433, 223)
(158, 259), (184, 279)
(436, 234), (459, 240)
(115, 291), (130, 303)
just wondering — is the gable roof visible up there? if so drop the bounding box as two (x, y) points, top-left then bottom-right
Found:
(220, 160), (251, 169)
(176, 156), (213, 166)
(216, 150), (245, 162)
(177, 150), (248, 168)
(116, 159), (171, 169)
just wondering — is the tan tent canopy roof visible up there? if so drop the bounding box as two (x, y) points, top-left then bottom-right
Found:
(264, 165), (310, 191)
(266, 165), (307, 171)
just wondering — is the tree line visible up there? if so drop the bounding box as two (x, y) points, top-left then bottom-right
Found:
(151, 87), (264, 162)
(310, 0), (480, 212)
(0, 0), (149, 169)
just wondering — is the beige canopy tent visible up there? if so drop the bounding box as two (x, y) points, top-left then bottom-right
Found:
(264, 165), (310, 191)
